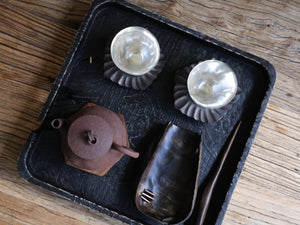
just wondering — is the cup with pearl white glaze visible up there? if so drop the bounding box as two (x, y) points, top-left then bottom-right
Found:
(110, 26), (160, 76)
(187, 59), (238, 109)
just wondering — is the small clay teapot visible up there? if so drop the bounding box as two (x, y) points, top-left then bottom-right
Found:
(51, 103), (139, 176)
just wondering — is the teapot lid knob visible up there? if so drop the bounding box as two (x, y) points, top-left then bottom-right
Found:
(67, 115), (113, 160)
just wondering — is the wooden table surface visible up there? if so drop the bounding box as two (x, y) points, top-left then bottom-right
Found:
(0, 0), (299, 224)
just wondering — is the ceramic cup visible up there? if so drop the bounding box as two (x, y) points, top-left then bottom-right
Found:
(187, 59), (238, 109)
(110, 26), (160, 76)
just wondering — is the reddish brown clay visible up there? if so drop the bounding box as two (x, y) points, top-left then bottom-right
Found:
(51, 103), (139, 176)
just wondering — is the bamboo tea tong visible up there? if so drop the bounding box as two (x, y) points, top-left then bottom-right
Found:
(196, 120), (242, 225)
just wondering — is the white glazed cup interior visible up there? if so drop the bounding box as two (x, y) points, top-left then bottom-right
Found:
(187, 59), (238, 109)
(110, 26), (160, 76)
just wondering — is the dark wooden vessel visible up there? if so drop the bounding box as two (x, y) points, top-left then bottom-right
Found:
(136, 123), (202, 224)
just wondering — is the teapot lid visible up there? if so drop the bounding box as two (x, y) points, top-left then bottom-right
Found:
(68, 115), (113, 160)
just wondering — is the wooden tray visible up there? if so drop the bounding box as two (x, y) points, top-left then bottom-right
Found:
(18, 0), (276, 224)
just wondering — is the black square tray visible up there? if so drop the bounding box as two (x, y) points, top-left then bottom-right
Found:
(18, 0), (276, 224)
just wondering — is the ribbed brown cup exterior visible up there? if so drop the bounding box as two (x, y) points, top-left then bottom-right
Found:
(103, 45), (166, 90)
(174, 64), (241, 123)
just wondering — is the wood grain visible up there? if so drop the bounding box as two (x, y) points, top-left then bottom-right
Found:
(0, 0), (299, 224)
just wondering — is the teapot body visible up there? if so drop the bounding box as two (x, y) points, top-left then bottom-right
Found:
(52, 103), (133, 176)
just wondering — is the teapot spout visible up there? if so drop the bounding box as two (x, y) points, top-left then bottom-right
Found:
(112, 143), (139, 158)
(51, 118), (64, 130)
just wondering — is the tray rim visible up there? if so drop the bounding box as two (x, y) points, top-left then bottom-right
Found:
(19, 0), (277, 224)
